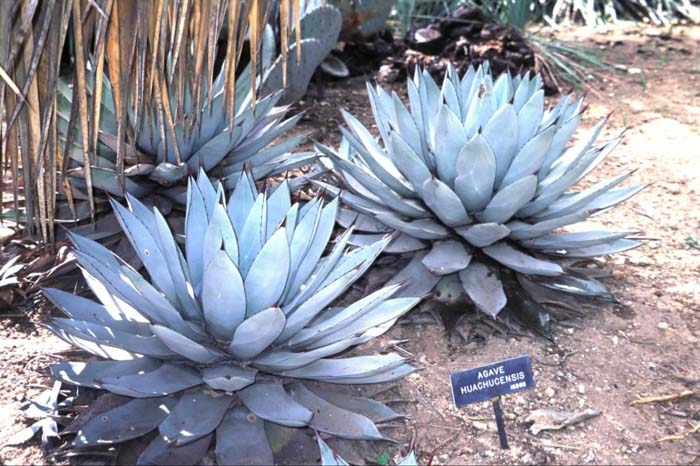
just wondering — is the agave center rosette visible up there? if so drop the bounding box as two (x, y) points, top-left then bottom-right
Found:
(316, 63), (644, 324)
(57, 63), (313, 221)
(42, 172), (419, 464)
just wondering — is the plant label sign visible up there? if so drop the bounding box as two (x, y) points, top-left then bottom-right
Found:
(450, 355), (534, 408)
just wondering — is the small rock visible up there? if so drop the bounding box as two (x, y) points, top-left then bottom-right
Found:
(657, 321), (670, 330)
(545, 387), (555, 398)
(578, 384), (586, 394)
(472, 420), (489, 431)
(627, 67), (642, 75)
(612, 335), (619, 346)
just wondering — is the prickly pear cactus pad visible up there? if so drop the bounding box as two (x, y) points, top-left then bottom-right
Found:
(42, 173), (419, 464)
(316, 63), (645, 330)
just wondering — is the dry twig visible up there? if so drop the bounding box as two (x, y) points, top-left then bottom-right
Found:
(631, 390), (694, 405)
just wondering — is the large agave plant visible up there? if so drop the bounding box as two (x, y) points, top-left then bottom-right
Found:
(316, 63), (644, 330)
(42, 173), (419, 464)
(57, 63), (311, 220)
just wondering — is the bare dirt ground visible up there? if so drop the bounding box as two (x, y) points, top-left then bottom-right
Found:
(1, 23), (699, 465)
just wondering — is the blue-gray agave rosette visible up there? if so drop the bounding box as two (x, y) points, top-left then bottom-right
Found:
(42, 173), (418, 464)
(57, 64), (312, 219)
(316, 64), (644, 321)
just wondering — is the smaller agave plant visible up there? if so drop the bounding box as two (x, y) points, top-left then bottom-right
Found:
(57, 63), (311, 219)
(316, 63), (645, 331)
(42, 173), (419, 464)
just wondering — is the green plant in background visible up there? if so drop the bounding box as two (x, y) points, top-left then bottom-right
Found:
(42, 173), (418, 464)
(316, 64), (644, 333)
(550, 0), (700, 25)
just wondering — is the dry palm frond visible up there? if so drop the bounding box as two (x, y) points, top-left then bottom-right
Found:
(0, 0), (298, 243)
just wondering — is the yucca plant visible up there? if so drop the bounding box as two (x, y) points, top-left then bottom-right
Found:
(316, 63), (644, 332)
(42, 173), (419, 464)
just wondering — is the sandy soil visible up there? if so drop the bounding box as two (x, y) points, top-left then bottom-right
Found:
(1, 23), (699, 466)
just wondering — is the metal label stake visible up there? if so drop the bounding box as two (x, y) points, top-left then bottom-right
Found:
(449, 355), (535, 449)
(492, 397), (509, 449)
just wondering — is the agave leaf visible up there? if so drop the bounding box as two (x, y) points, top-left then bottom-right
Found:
(43, 288), (150, 335)
(500, 126), (555, 188)
(375, 212), (451, 240)
(386, 251), (442, 298)
(519, 230), (634, 250)
(188, 128), (241, 171)
(482, 104), (518, 186)
(285, 203), (348, 306)
(288, 198), (338, 304)
(185, 182), (209, 289)
(340, 110), (415, 198)
(584, 181), (646, 212)
(421, 240), (472, 276)
(151, 325), (221, 364)
(290, 284), (403, 349)
(307, 298), (420, 350)
(152, 208), (201, 320)
(533, 171), (635, 221)
(266, 180), (292, 239)
(287, 382), (385, 441)
(280, 268), (361, 342)
(541, 239), (642, 257)
(159, 389), (233, 446)
(215, 406), (274, 466)
(483, 243), (563, 276)
(50, 318), (175, 359)
(227, 171), (257, 233)
(389, 132), (432, 196)
(111, 200), (178, 309)
(334, 156), (427, 219)
(254, 337), (365, 372)
(318, 436), (350, 466)
(349, 233), (427, 254)
(200, 251), (246, 341)
(238, 380), (313, 427)
(99, 362), (202, 398)
(422, 177), (471, 227)
(281, 354), (406, 381)
(336, 208), (392, 233)
(541, 111), (583, 176)
(202, 363), (257, 392)
(138, 433), (212, 466)
(458, 262), (507, 317)
(72, 251), (153, 324)
(516, 90), (545, 149)
(507, 212), (589, 241)
(479, 175), (538, 224)
(455, 223), (510, 248)
(229, 307), (286, 360)
(392, 93), (423, 158)
(309, 387), (404, 424)
(454, 134), (496, 212)
(51, 359), (161, 389)
(320, 363), (416, 384)
(71, 396), (178, 447)
(528, 274), (613, 300)
(316, 234), (388, 292)
(245, 229), (290, 316)
(237, 193), (266, 276)
(432, 105), (467, 187)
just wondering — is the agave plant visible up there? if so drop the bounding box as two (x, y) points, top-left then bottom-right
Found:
(57, 63), (311, 220)
(316, 63), (644, 330)
(42, 173), (419, 464)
